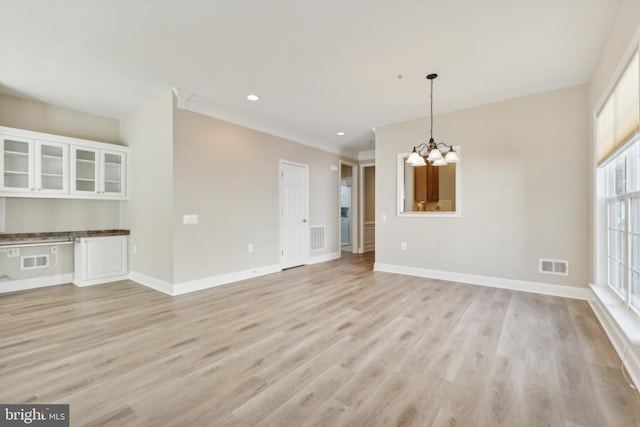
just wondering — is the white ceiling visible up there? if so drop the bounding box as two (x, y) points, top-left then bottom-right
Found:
(0, 0), (620, 157)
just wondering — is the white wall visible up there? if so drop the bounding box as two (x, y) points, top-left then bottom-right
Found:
(375, 85), (590, 288)
(120, 91), (175, 284)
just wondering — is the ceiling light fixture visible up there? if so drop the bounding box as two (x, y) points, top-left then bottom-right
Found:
(406, 74), (459, 167)
(247, 94), (260, 101)
(337, 131), (345, 136)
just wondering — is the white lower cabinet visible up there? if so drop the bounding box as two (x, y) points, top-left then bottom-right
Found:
(74, 235), (128, 286)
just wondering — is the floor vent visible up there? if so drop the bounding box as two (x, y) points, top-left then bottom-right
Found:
(310, 226), (325, 251)
(539, 259), (568, 276)
(21, 255), (49, 270)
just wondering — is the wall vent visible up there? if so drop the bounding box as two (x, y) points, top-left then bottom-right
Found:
(539, 258), (568, 276)
(21, 255), (49, 270)
(310, 225), (325, 251)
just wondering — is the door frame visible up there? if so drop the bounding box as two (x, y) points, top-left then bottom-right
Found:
(359, 162), (375, 253)
(279, 159), (309, 267)
(339, 160), (358, 254)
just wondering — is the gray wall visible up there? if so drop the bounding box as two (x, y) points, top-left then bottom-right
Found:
(375, 85), (590, 288)
(0, 93), (124, 280)
(0, 93), (120, 144)
(172, 104), (352, 283)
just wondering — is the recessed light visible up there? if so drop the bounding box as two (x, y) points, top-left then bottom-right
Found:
(337, 132), (345, 136)
(247, 94), (260, 101)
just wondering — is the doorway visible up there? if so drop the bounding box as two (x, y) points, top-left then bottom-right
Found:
(280, 160), (309, 268)
(339, 161), (357, 253)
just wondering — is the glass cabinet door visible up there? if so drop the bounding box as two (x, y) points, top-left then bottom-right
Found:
(101, 150), (126, 196)
(1, 136), (33, 191)
(72, 147), (99, 194)
(36, 141), (68, 193)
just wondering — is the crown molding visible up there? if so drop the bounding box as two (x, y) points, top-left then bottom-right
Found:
(358, 150), (375, 161)
(172, 88), (357, 159)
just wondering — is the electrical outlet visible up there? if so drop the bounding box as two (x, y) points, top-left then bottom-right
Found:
(51, 246), (57, 254)
(248, 244), (254, 253)
(133, 245), (137, 255)
(401, 242), (407, 250)
(7, 248), (19, 258)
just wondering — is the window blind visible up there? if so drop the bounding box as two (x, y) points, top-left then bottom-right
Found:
(596, 49), (640, 165)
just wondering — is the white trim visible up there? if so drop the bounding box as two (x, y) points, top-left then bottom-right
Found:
(131, 264), (283, 296)
(171, 88), (356, 158)
(280, 159), (310, 268)
(0, 273), (74, 294)
(373, 263), (590, 300)
(307, 252), (341, 265)
(588, 285), (640, 391)
(129, 271), (174, 295)
(172, 264), (281, 296)
(0, 126), (129, 153)
(590, 285), (640, 344)
(73, 274), (129, 287)
(359, 162), (375, 254)
(396, 148), (462, 217)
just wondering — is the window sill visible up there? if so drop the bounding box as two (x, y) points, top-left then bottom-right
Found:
(590, 284), (640, 345)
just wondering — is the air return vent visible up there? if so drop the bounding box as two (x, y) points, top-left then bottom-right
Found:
(21, 254), (49, 270)
(310, 225), (325, 251)
(539, 259), (568, 276)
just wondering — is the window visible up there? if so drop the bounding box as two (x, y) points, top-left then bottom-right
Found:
(603, 142), (640, 313)
(597, 47), (640, 316)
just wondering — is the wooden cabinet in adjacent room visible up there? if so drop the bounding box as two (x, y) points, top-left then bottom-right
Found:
(414, 161), (439, 203)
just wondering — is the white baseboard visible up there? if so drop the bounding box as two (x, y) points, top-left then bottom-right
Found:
(132, 264), (283, 296)
(588, 285), (640, 391)
(132, 257), (345, 296)
(307, 252), (341, 264)
(0, 273), (74, 294)
(173, 264), (281, 295)
(73, 274), (130, 288)
(373, 263), (590, 300)
(128, 271), (175, 296)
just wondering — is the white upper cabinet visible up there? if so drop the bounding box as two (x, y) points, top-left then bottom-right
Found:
(1, 135), (34, 192)
(71, 147), (126, 197)
(0, 127), (128, 199)
(101, 150), (126, 197)
(36, 140), (69, 194)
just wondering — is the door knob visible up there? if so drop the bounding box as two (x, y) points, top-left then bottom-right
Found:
(302, 219), (308, 223)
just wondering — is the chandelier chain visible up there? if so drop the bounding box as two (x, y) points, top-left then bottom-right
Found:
(430, 77), (434, 141)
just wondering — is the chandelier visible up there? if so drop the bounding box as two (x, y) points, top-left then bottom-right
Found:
(406, 74), (459, 167)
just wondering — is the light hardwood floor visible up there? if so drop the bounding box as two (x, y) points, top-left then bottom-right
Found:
(1, 253), (639, 426)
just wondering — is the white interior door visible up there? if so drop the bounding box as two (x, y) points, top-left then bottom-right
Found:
(280, 161), (308, 269)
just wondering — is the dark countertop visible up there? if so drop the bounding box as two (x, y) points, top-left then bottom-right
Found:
(0, 230), (130, 245)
